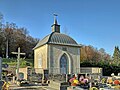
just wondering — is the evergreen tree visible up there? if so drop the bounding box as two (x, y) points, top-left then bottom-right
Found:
(113, 46), (120, 66)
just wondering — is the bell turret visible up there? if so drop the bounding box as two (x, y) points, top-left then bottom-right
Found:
(51, 14), (60, 33)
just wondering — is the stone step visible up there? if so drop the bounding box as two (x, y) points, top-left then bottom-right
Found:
(49, 80), (69, 90)
(49, 81), (60, 89)
(43, 86), (58, 90)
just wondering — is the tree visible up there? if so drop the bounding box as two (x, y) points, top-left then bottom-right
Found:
(0, 12), (3, 24)
(80, 45), (111, 64)
(2, 22), (16, 58)
(99, 48), (111, 61)
(0, 12), (5, 57)
(0, 22), (38, 58)
(80, 45), (101, 62)
(112, 46), (120, 66)
(0, 13), (41, 59)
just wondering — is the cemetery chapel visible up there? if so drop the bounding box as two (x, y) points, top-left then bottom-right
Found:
(33, 16), (81, 75)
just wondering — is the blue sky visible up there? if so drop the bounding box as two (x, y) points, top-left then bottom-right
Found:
(0, 0), (120, 55)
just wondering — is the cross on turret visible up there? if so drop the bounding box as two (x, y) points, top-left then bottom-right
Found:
(53, 13), (58, 24)
(52, 13), (60, 33)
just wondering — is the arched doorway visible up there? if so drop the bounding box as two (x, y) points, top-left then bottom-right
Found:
(60, 54), (68, 74)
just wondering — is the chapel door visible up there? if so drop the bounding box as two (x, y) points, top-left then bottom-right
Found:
(60, 54), (68, 74)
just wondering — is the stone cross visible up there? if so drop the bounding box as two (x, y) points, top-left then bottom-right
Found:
(12, 47), (25, 80)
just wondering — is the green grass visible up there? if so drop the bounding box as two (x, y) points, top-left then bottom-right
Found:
(2, 58), (34, 68)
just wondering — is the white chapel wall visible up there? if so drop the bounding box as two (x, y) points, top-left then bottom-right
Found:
(34, 45), (48, 73)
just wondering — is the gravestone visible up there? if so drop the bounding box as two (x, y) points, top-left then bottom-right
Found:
(19, 72), (24, 80)
(48, 74), (71, 90)
(43, 70), (49, 83)
(49, 80), (69, 90)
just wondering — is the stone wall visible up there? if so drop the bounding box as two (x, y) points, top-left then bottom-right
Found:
(48, 44), (80, 74)
(80, 67), (102, 74)
(34, 44), (80, 75)
(34, 45), (48, 73)
(80, 67), (103, 80)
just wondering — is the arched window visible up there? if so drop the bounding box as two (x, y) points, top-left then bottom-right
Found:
(38, 54), (42, 68)
(60, 54), (68, 74)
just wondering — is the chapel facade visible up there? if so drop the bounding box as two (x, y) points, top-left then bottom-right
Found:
(33, 17), (81, 75)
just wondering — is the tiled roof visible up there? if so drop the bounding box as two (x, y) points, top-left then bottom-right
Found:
(33, 32), (80, 49)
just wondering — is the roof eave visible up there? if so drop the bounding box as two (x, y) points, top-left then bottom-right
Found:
(48, 42), (82, 48)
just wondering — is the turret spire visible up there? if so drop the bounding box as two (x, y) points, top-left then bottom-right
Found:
(51, 14), (60, 33)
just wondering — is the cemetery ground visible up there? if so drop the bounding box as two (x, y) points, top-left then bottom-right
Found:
(2, 73), (120, 90)
(9, 81), (59, 90)
(9, 82), (46, 90)
(7, 74), (120, 90)
(1, 58), (120, 90)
